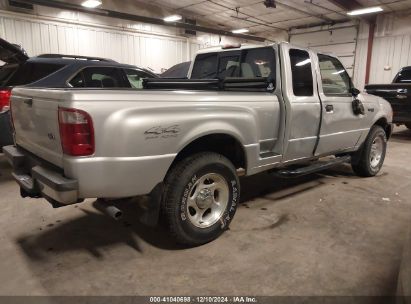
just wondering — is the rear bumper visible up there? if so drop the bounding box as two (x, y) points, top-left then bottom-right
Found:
(3, 145), (79, 206)
(0, 111), (14, 148)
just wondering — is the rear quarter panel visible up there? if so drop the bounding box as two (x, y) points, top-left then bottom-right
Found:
(11, 88), (280, 197)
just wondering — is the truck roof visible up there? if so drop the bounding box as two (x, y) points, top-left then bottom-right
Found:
(195, 42), (340, 59)
(195, 43), (275, 55)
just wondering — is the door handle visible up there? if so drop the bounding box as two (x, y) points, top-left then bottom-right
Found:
(396, 88), (408, 99)
(325, 104), (334, 113)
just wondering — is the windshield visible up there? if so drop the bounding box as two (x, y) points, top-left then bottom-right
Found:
(394, 68), (411, 83)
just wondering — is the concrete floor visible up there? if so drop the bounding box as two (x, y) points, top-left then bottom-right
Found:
(0, 128), (411, 296)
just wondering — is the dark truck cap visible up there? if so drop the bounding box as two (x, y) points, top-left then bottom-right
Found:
(0, 38), (29, 64)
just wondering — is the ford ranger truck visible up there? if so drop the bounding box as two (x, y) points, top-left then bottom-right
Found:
(365, 66), (411, 129)
(3, 43), (393, 246)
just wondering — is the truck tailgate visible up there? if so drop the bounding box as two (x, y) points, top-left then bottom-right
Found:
(11, 88), (67, 167)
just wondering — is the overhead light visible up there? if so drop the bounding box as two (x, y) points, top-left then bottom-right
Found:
(164, 15), (182, 22)
(81, 0), (102, 8)
(296, 59), (311, 66)
(347, 6), (383, 16)
(232, 28), (249, 34)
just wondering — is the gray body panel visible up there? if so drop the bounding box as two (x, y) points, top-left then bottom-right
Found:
(9, 42), (393, 202)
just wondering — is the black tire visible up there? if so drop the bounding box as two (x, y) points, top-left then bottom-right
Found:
(351, 125), (387, 177)
(162, 152), (240, 246)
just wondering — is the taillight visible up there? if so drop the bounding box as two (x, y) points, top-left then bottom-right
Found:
(58, 107), (94, 156)
(0, 89), (11, 113)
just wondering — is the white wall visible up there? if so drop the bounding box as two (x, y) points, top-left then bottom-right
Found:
(0, 10), (201, 73)
(371, 14), (410, 84)
(355, 12), (411, 90)
(0, 0), (258, 73)
(289, 13), (411, 91)
(0, 11), (196, 73)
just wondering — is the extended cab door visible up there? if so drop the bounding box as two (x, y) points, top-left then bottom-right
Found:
(280, 44), (322, 162)
(315, 54), (365, 155)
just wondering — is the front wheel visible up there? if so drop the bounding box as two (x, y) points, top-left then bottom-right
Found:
(162, 152), (240, 246)
(351, 125), (387, 177)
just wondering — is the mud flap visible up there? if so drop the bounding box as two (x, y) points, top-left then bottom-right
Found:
(139, 182), (164, 227)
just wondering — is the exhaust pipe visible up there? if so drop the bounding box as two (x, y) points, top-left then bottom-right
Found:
(94, 199), (123, 220)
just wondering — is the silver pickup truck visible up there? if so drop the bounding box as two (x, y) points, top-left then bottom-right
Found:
(4, 42), (393, 245)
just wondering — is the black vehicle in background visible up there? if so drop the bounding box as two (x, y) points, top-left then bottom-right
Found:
(366, 66), (411, 129)
(0, 38), (157, 149)
(160, 61), (191, 78)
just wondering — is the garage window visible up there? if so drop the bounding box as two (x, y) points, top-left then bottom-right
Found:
(289, 49), (313, 96)
(69, 67), (128, 88)
(318, 54), (351, 96)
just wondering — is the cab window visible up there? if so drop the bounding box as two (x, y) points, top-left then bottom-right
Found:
(318, 54), (351, 95)
(191, 53), (218, 79)
(69, 67), (127, 88)
(191, 47), (276, 88)
(125, 69), (153, 89)
(289, 49), (313, 96)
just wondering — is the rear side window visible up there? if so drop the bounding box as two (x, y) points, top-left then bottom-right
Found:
(191, 47), (276, 84)
(289, 49), (313, 96)
(69, 67), (128, 88)
(395, 69), (411, 83)
(8, 62), (65, 86)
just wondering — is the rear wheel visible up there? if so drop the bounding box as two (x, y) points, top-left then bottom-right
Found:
(351, 125), (387, 177)
(162, 152), (240, 246)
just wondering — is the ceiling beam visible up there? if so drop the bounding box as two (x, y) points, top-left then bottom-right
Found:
(275, 0), (335, 23)
(327, 0), (363, 11)
(18, 0), (267, 42)
(206, 0), (287, 32)
(327, 0), (377, 23)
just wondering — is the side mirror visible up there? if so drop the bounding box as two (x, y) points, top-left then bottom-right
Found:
(352, 99), (365, 115)
(351, 87), (360, 96)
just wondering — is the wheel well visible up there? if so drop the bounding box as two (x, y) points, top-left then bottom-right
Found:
(374, 117), (392, 139)
(173, 134), (246, 170)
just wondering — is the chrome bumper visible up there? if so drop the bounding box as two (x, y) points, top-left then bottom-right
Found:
(3, 145), (79, 207)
